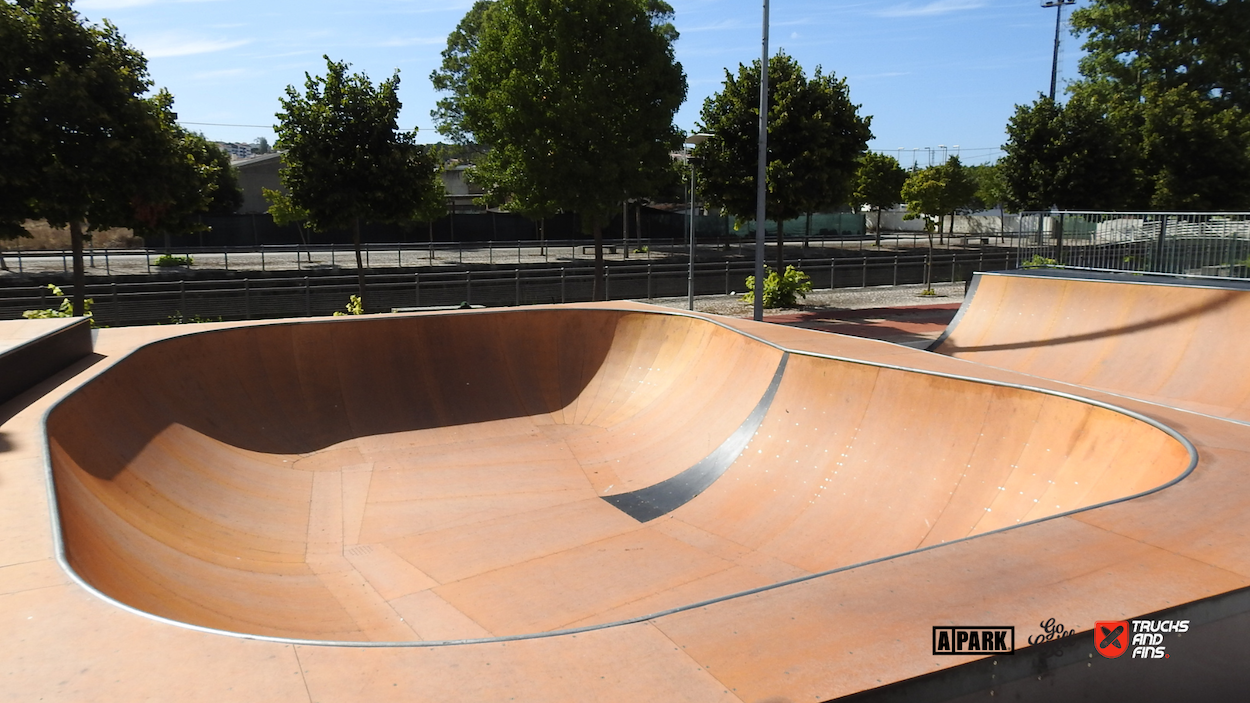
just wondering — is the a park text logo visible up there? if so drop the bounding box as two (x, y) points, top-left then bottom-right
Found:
(932, 626), (1015, 655)
(1095, 619), (1188, 659)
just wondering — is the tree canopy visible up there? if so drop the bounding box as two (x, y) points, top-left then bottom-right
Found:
(999, 94), (1136, 211)
(450, 0), (687, 299)
(1000, 0), (1250, 211)
(901, 157), (977, 232)
(852, 152), (906, 244)
(430, 0), (495, 145)
(275, 56), (439, 307)
(696, 52), (871, 270)
(2, 0), (229, 313)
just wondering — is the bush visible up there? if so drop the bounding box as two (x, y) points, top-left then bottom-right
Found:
(741, 265), (813, 308)
(22, 283), (93, 321)
(1022, 254), (1057, 269)
(332, 295), (364, 316)
(155, 254), (193, 267)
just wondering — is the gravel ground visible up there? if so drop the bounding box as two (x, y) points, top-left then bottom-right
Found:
(643, 281), (967, 317)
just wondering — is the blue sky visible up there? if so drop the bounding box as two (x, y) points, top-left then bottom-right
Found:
(75, 0), (1090, 165)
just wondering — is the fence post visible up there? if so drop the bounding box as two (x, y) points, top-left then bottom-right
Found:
(950, 253), (956, 283)
(62, 250), (67, 273)
(304, 276), (311, 316)
(647, 263), (652, 300)
(724, 261), (730, 294)
(260, 246), (265, 271)
(179, 280), (186, 315)
(561, 267), (566, 304)
(244, 279), (251, 320)
(111, 282), (118, 311)
(1155, 215), (1169, 272)
(145, 250), (151, 274)
(466, 270), (472, 305)
(893, 256), (899, 287)
(1056, 212), (1065, 265)
(415, 272), (420, 307)
(862, 256), (867, 288)
(605, 266), (611, 300)
(830, 259), (835, 289)
(224, 248), (229, 271)
(515, 268), (521, 306)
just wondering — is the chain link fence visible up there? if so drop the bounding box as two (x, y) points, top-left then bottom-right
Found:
(1016, 211), (1250, 276)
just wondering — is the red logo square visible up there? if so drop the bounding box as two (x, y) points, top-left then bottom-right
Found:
(1095, 620), (1129, 658)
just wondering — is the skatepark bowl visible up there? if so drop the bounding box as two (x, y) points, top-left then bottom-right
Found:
(13, 271), (1250, 701)
(45, 307), (1192, 643)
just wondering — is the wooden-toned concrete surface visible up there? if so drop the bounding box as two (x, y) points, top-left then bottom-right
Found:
(1, 293), (1248, 701)
(933, 271), (1250, 421)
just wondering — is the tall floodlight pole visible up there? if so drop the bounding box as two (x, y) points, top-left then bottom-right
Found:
(754, 0), (770, 322)
(1043, 0), (1076, 100)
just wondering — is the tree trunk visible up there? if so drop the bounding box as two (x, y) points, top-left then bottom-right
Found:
(774, 219), (785, 273)
(353, 217), (365, 308)
(593, 223), (605, 301)
(925, 229), (934, 291)
(623, 201), (629, 259)
(875, 208), (883, 246)
(70, 220), (86, 317)
(297, 224), (311, 263)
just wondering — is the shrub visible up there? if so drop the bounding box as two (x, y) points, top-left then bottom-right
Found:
(22, 284), (93, 320)
(1022, 254), (1057, 269)
(155, 254), (193, 267)
(332, 295), (364, 316)
(741, 265), (813, 308)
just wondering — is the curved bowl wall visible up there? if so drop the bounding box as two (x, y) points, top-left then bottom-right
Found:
(45, 308), (1192, 642)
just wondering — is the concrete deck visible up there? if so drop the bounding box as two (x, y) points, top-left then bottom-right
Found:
(2, 271), (1248, 700)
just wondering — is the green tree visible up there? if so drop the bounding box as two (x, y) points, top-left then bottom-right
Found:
(852, 152), (906, 245)
(430, 0), (496, 145)
(902, 157), (977, 290)
(999, 95), (1137, 211)
(2, 0), (217, 315)
(453, 0), (686, 300)
(1015, 0), (1250, 210)
(696, 52), (872, 273)
(275, 56), (440, 308)
(1137, 83), (1250, 210)
(1071, 0), (1250, 113)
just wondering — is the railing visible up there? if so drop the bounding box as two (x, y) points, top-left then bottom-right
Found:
(0, 250), (1011, 327)
(1015, 211), (1250, 276)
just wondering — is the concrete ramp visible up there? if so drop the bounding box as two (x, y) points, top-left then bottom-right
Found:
(932, 270), (1250, 421)
(46, 307), (1190, 643)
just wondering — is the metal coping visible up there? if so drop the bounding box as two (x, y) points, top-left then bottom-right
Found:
(38, 304), (1201, 648)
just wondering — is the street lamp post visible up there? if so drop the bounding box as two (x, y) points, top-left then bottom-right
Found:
(1042, 0), (1076, 100)
(684, 133), (712, 311)
(754, 0), (769, 322)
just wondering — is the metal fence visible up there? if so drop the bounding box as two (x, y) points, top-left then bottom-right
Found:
(1015, 211), (1250, 276)
(0, 249), (1012, 327)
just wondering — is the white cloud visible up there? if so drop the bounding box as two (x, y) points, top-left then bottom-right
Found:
(134, 33), (252, 58)
(878, 1), (987, 18)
